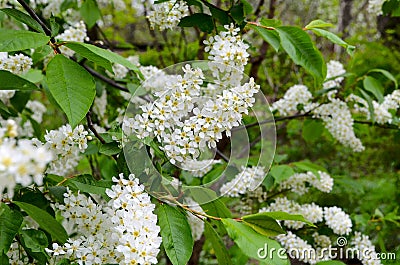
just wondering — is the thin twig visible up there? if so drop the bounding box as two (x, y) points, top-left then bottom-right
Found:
(86, 111), (106, 144)
(17, 0), (51, 35)
(81, 64), (129, 92)
(215, 148), (229, 162)
(232, 113), (311, 132)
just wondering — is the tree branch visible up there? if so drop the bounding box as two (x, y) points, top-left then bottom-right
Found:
(81, 64), (130, 93)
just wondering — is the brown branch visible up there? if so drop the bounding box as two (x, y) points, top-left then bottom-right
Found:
(86, 111), (106, 144)
(232, 113), (311, 132)
(81, 64), (130, 93)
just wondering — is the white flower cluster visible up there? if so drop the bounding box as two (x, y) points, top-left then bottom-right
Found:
(323, 60), (346, 89)
(0, 52), (32, 75)
(271, 85), (314, 116)
(98, 0), (126, 11)
(276, 231), (320, 264)
(368, 0), (386, 15)
(312, 232), (331, 248)
(313, 95), (365, 152)
(350, 232), (383, 265)
(56, 21), (87, 57)
(147, 1), (189, 31)
(272, 60), (346, 116)
(0, 52), (33, 102)
(93, 90), (108, 122)
(182, 159), (221, 177)
(260, 197), (323, 229)
(347, 90), (400, 125)
(324, 206), (352, 235)
(263, 199), (352, 235)
(219, 166), (266, 197)
(7, 241), (30, 265)
(204, 24), (250, 75)
(106, 56), (139, 80)
(0, 120), (53, 198)
(26, 100), (46, 123)
(47, 174), (161, 264)
(123, 65), (259, 164)
(184, 197), (205, 241)
(279, 171), (334, 195)
(38, 124), (90, 176)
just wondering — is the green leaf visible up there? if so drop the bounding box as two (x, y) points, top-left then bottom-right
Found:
(204, 221), (232, 265)
(363, 76), (384, 103)
(21, 69), (44, 83)
(222, 219), (289, 265)
(49, 17), (60, 38)
(99, 142), (121, 156)
(46, 54), (96, 128)
(19, 229), (48, 253)
(184, 0), (203, 12)
(230, 3), (245, 24)
(248, 211), (316, 227)
(360, 89), (375, 123)
(250, 25), (280, 52)
(66, 175), (112, 198)
(80, 0), (101, 29)
(275, 26), (326, 86)
(242, 215), (285, 237)
(302, 119), (324, 143)
(304, 19), (334, 29)
(64, 42), (139, 73)
(0, 70), (39, 91)
(0, 29), (50, 52)
(156, 204), (194, 265)
(260, 18), (282, 27)
(189, 187), (232, 218)
(10, 91), (31, 113)
(0, 252), (9, 265)
(240, 0), (253, 15)
(292, 161), (327, 176)
(310, 28), (355, 56)
(269, 165), (295, 183)
(316, 261), (346, 265)
(0, 203), (23, 254)
(178, 13), (214, 33)
(368, 68), (398, 88)
(13, 201), (68, 243)
(209, 6), (230, 25)
(0, 8), (44, 33)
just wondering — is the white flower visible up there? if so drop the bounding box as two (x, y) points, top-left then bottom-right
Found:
(220, 166), (266, 197)
(368, 0), (386, 15)
(323, 206), (352, 235)
(147, 1), (189, 31)
(350, 232), (382, 265)
(323, 60), (346, 89)
(47, 174), (162, 264)
(271, 85), (313, 116)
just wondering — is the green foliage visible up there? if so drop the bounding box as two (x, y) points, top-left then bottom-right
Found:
(13, 201), (68, 243)
(242, 214), (286, 237)
(269, 165), (295, 183)
(0, 203), (23, 255)
(0, 29), (50, 52)
(156, 204), (194, 265)
(46, 54), (96, 128)
(64, 42), (140, 73)
(204, 221), (232, 265)
(80, 0), (102, 29)
(275, 26), (327, 86)
(178, 13), (214, 33)
(222, 219), (289, 265)
(0, 8), (44, 33)
(0, 70), (39, 91)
